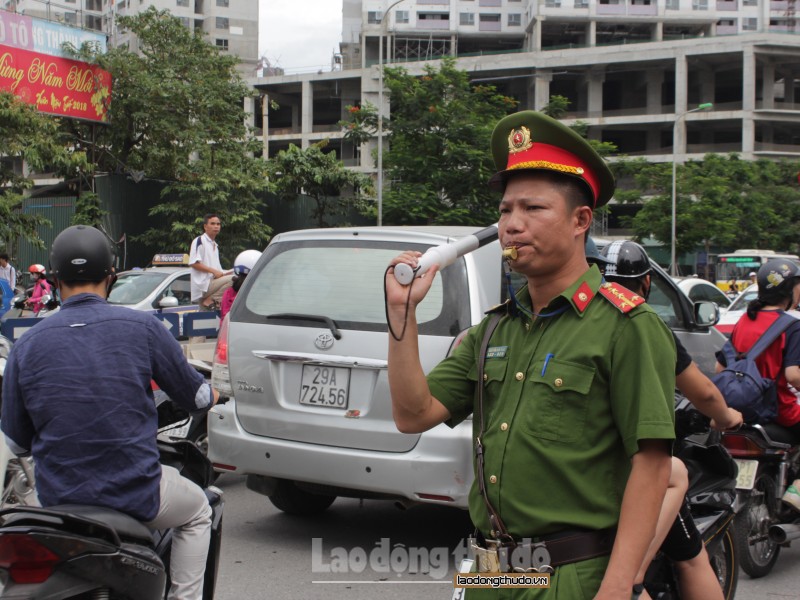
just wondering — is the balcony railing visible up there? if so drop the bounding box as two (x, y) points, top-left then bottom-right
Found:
(479, 20), (503, 31)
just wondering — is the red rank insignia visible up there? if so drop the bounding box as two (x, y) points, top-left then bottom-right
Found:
(599, 282), (645, 313)
(571, 281), (594, 313)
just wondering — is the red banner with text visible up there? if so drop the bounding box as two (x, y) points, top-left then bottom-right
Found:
(0, 43), (111, 123)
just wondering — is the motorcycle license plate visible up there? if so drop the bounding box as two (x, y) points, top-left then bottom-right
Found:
(299, 365), (350, 409)
(158, 421), (190, 440)
(734, 459), (759, 490)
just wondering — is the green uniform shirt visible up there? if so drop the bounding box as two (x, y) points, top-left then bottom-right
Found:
(428, 265), (676, 540)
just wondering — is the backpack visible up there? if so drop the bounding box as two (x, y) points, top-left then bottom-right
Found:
(712, 313), (797, 424)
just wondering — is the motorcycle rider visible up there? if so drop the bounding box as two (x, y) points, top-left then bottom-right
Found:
(1, 225), (220, 600)
(220, 249), (261, 319)
(600, 240), (742, 600)
(716, 258), (800, 510)
(26, 264), (53, 315)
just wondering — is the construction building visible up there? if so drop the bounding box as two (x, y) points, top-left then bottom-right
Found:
(251, 0), (800, 236)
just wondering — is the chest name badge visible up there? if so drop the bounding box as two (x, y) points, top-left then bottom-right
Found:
(486, 346), (508, 359)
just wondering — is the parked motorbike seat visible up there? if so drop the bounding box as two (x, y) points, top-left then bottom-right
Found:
(47, 505), (154, 545)
(760, 423), (799, 447)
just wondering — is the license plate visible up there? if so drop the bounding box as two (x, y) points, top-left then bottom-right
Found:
(299, 365), (350, 409)
(734, 459), (759, 490)
(159, 420), (190, 440)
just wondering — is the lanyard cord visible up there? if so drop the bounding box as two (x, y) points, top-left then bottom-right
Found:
(384, 265), (416, 342)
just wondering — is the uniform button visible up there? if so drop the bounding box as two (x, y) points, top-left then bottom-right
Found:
(554, 378), (563, 387)
(515, 372), (524, 381)
(525, 323), (531, 331)
(500, 422), (508, 431)
(578, 292), (588, 302)
(483, 373), (488, 382)
(489, 475), (497, 484)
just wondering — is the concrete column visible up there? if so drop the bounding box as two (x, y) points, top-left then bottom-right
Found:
(785, 70), (796, 104)
(646, 69), (664, 115)
(674, 52), (688, 116)
(451, 33), (457, 56)
(533, 70), (553, 112)
(742, 46), (756, 157)
(698, 67), (715, 107)
(588, 20), (596, 47)
(762, 61), (775, 109)
(301, 79), (312, 147)
(586, 68), (605, 118)
(261, 94), (269, 160)
(654, 21), (663, 42)
(646, 127), (662, 153)
(531, 19), (542, 52)
(243, 96), (256, 130)
(673, 53), (688, 155)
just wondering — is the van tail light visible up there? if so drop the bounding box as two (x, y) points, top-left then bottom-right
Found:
(0, 533), (61, 584)
(722, 433), (766, 457)
(211, 313), (233, 398)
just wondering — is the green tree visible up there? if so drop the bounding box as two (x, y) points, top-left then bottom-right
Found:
(341, 57), (517, 225)
(267, 141), (374, 228)
(64, 7), (272, 261)
(618, 154), (800, 257)
(0, 92), (90, 252)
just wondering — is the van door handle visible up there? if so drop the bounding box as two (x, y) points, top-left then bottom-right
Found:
(252, 351), (387, 370)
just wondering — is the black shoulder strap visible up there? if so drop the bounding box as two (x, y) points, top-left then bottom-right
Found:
(745, 313), (797, 361)
(475, 312), (511, 541)
(195, 236), (203, 250)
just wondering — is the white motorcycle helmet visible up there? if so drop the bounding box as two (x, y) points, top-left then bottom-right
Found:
(233, 250), (262, 276)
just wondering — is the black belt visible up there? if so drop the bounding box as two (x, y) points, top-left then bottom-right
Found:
(472, 528), (616, 573)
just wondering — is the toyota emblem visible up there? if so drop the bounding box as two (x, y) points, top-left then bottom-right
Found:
(315, 333), (335, 350)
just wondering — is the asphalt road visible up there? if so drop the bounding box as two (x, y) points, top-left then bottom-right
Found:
(213, 474), (800, 599)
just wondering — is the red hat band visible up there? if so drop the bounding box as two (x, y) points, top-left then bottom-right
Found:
(506, 126), (600, 204)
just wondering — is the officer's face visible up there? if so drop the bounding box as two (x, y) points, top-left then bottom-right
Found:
(498, 173), (589, 278)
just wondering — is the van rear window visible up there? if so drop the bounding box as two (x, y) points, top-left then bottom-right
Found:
(235, 240), (471, 336)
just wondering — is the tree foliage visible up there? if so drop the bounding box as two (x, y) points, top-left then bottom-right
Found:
(0, 92), (90, 252)
(267, 141), (374, 228)
(341, 57), (517, 225)
(64, 7), (272, 260)
(618, 154), (800, 256)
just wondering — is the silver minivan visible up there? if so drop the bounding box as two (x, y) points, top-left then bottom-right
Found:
(208, 227), (723, 515)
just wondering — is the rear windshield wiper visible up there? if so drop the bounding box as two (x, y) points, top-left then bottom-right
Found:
(265, 313), (342, 340)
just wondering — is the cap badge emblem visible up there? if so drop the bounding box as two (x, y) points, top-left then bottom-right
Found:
(508, 126), (533, 154)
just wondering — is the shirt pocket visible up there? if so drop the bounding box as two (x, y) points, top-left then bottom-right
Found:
(522, 359), (596, 443)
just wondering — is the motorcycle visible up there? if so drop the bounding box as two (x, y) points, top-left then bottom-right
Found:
(721, 422), (800, 578)
(643, 395), (739, 599)
(0, 290), (59, 322)
(156, 359), (213, 458)
(0, 440), (224, 599)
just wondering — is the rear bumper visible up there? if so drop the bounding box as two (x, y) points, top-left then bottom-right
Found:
(207, 401), (473, 508)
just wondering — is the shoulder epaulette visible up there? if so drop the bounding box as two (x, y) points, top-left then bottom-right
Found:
(485, 299), (512, 315)
(598, 282), (646, 314)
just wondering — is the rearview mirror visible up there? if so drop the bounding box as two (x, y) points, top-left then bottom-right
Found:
(159, 296), (179, 309)
(694, 301), (719, 327)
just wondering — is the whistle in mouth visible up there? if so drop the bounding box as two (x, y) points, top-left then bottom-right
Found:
(502, 247), (518, 261)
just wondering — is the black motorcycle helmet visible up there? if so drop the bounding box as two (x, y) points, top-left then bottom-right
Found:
(49, 225), (114, 283)
(754, 258), (800, 309)
(600, 240), (651, 279)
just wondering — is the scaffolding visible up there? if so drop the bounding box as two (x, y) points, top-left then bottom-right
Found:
(393, 35), (451, 63)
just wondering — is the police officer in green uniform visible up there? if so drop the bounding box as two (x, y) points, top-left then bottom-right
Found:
(385, 111), (677, 599)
